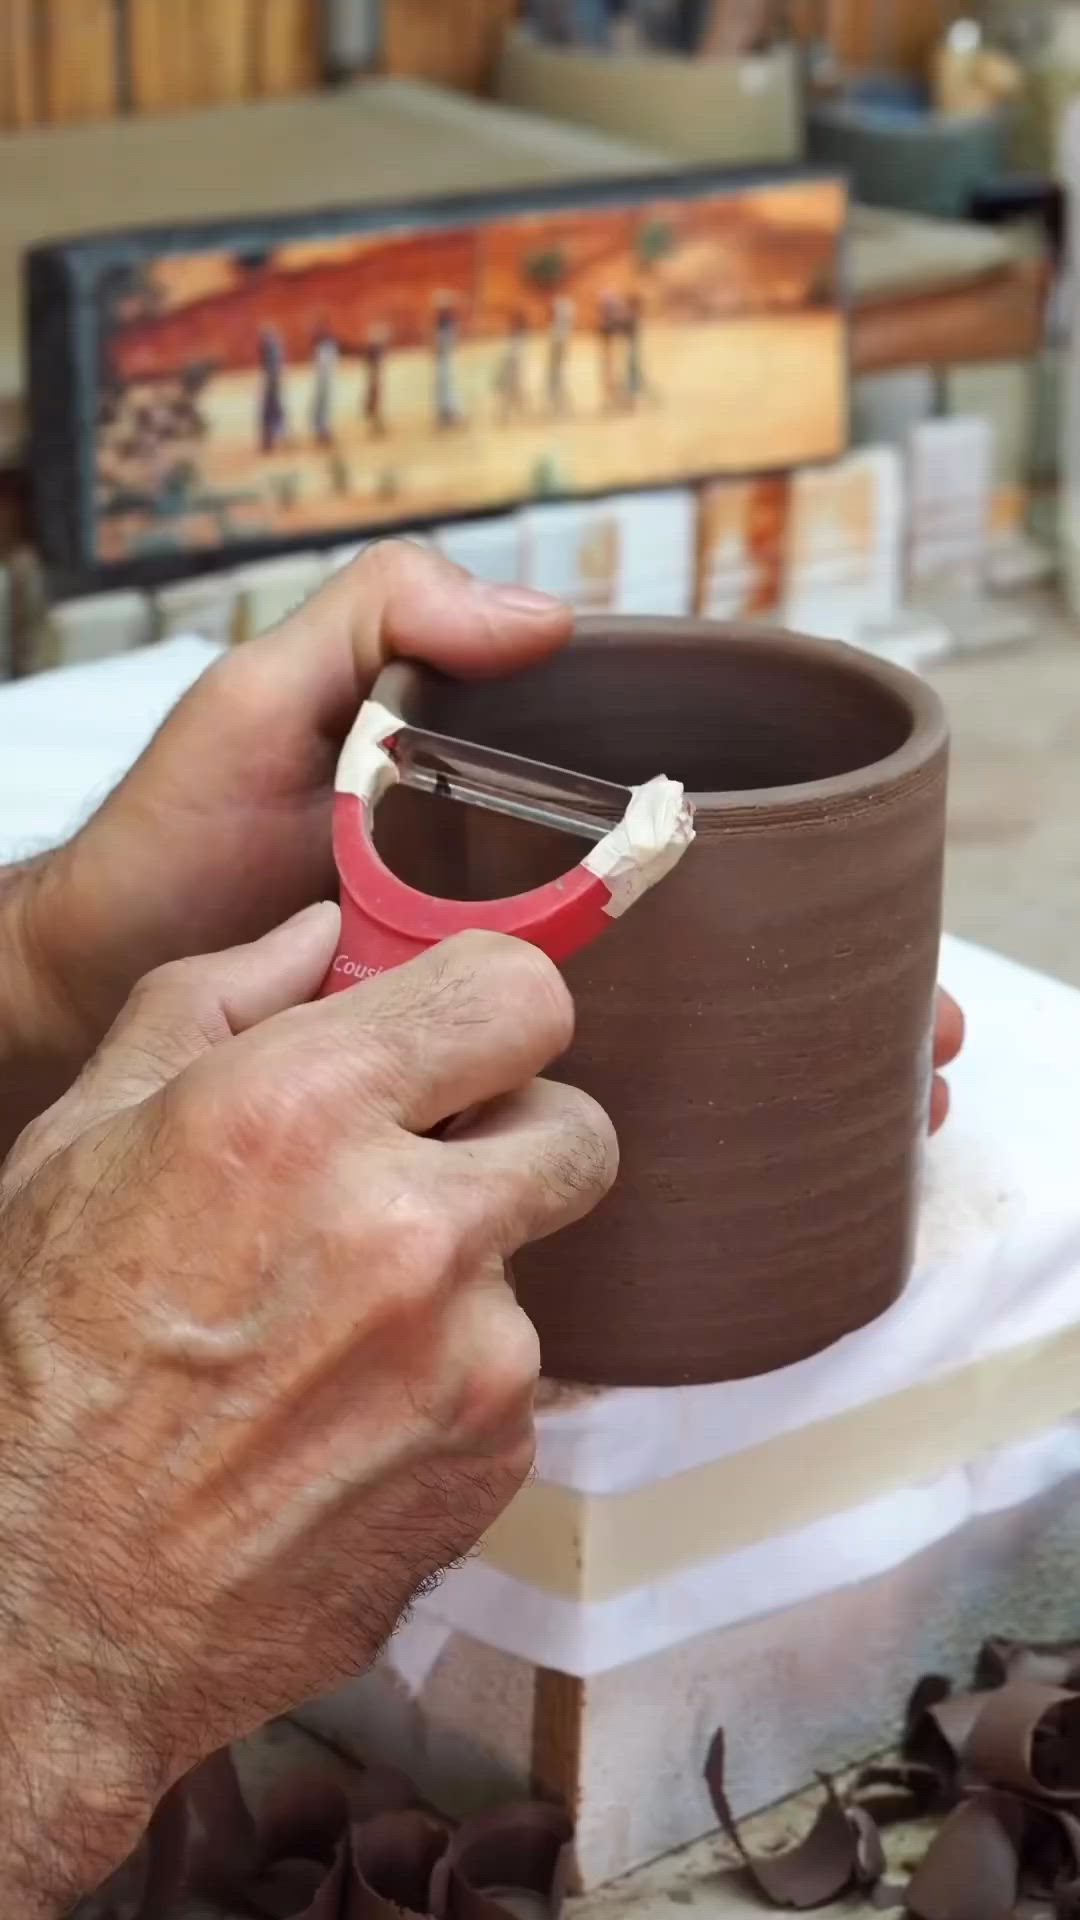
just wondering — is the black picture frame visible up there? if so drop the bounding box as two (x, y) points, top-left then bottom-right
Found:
(28, 161), (850, 595)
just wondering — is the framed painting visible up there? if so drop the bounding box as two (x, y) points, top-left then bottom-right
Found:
(28, 165), (849, 589)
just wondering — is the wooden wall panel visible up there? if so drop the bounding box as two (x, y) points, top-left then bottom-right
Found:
(187, 0), (257, 105)
(383, 0), (518, 93)
(40, 0), (119, 123)
(0, 0), (38, 127)
(254, 0), (321, 95)
(819, 0), (944, 75)
(127, 0), (196, 113)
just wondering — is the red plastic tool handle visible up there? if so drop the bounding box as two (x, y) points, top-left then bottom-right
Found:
(320, 792), (615, 995)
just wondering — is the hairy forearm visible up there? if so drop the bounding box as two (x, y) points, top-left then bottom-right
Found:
(0, 1447), (163, 1917)
(0, 1639), (155, 1917)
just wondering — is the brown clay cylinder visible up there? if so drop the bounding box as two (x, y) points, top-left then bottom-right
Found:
(371, 618), (949, 1386)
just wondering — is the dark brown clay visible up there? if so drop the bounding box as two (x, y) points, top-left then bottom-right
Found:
(372, 618), (949, 1386)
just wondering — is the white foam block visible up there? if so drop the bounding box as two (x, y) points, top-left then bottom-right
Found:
(0, 560), (11, 681)
(610, 488), (695, 616)
(435, 515), (523, 586)
(520, 499), (620, 608)
(154, 573), (240, 648)
(908, 415), (994, 593)
(51, 588), (154, 665)
(783, 447), (903, 644)
(231, 553), (327, 643)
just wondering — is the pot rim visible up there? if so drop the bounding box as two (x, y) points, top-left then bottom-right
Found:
(375, 617), (949, 815)
(571, 615), (949, 812)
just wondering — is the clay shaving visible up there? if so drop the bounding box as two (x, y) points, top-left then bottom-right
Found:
(77, 1627), (1080, 1917)
(79, 1749), (573, 1920)
(704, 1631), (1080, 1920)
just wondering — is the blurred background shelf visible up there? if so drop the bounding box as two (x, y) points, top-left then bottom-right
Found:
(0, 0), (330, 129)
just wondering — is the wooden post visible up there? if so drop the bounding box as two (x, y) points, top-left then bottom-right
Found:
(531, 1669), (585, 1823)
(815, 0), (943, 74)
(383, 0), (517, 93)
(127, 0), (196, 113)
(41, 0), (120, 123)
(186, 0), (257, 105)
(253, 0), (321, 96)
(0, 0), (39, 128)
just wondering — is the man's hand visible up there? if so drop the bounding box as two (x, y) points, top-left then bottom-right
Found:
(0, 915), (616, 1916)
(931, 988), (964, 1134)
(0, 543), (570, 1148)
(0, 535), (965, 1147)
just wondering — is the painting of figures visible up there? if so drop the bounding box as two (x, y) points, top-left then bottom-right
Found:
(82, 171), (847, 570)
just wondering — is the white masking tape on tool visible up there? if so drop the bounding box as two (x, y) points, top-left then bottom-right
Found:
(583, 775), (695, 917)
(335, 698), (403, 807)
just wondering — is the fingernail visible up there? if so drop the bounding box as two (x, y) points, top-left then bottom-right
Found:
(473, 580), (568, 617)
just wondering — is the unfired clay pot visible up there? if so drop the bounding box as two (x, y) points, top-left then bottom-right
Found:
(372, 618), (949, 1386)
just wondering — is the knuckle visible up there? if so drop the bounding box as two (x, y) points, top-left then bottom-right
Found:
(141, 955), (204, 998)
(1, 1112), (58, 1190)
(440, 931), (575, 1056)
(343, 1025), (415, 1114)
(455, 1300), (541, 1444)
(375, 1183), (462, 1295)
(500, 1425), (539, 1496)
(162, 1070), (223, 1159)
(354, 534), (427, 589)
(104, 961), (226, 1088)
(546, 1085), (620, 1200)
(165, 1060), (306, 1181)
(124, 957), (216, 1036)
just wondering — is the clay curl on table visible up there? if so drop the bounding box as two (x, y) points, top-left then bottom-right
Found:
(79, 1748), (573, 1920)
(705, 1631), (1080, 1920)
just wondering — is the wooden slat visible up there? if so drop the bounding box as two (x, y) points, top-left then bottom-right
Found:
(853, 259), (1049, 375)
(186, 0), (256, 105)
(127, 0), (196, 113)
(819, 0), (943, 75)
(253, 0), (321, 97)
(41, 0), (120, 123)
(531, 1670), (584, 1813)
(383, 0), (517, 93)
(0, 0), (38, 129)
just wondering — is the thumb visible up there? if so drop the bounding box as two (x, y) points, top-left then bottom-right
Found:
(252, 539), (572, 741)
(11, 903), (340, 1172)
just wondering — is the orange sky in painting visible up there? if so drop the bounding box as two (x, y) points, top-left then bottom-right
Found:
(112, 179), (844, 383)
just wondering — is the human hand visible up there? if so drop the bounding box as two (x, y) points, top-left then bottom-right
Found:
(930, 988), (964, 1135)
(0, 915), (616, 1916)
(2, 543), (570, 1141)
(0, 531), (964, 1152)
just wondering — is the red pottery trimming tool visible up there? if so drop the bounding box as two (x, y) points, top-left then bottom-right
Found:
(320, 660), (696, 995)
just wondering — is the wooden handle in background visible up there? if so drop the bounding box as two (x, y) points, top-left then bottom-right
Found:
(187, 0), (258, 106)
(254, 0), (321, 95)
(0, 0), (38, 126)
(382, 0), (517, 92)
(40, 0), (119, 121)
(0, 0), (325, 126)
(127, 0), (194, 112)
